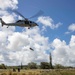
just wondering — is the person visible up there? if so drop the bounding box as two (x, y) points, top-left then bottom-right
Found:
(30, 47), (34, 51)
(13, 68), (16, 72)
(18, 68), (20, 72)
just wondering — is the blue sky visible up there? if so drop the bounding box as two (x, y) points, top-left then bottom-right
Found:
(0, 0), (75, 66)
(18, 0), (75, 43)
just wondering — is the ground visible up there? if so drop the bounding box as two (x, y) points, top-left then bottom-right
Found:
(0, 69), (75, 75)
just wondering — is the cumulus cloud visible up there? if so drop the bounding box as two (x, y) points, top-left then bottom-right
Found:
(7, 32), (30, 50)
(52, 35), (75, 66)
(0, 7), (50, 66)
(68, 23), (75, 32)
(0, 0), (18, 10)
(0, 0), (18, 33)
(0, 0), (75, 67)
(65, 23), (75, 34)
(65, 31), (70, 34)
(0, 24), (75, 66)
(0, 27), (50, 65)
(37, 16), (62, 29)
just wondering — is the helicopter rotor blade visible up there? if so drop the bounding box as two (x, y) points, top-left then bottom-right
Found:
(12, 10), (27, 20)
(10, 9), (44, 20)
(29, 10), (44, 19)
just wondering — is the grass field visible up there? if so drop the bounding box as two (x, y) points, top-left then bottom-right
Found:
(0, 69), (75, 75)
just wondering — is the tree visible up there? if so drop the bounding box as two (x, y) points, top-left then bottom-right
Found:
(21, 62), (23, 69)
(54, 64), (65, 69)
(49, 53), (53, 69)
(28, 62), (37, 69)
(40, 62), (50, 69)
(0, 64), (6, 69)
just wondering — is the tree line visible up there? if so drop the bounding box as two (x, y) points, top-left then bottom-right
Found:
(0, 62), (73, 69)
(0, 53), (73, 69)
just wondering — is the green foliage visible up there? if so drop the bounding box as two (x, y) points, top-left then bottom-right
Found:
(28, 62), (38, 69)
(40, 62), (50, 69)
(54, 64), (65, 69)
(0, 64), (6, 69)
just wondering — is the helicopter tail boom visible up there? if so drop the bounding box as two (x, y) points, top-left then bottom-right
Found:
(0, 18), (6, 26)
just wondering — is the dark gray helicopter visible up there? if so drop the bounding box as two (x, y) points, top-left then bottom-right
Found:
(0, 10), (43, 29)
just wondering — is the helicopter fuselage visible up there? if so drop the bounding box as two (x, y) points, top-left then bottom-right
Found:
(6, 20), (37, 26)
(0, 18), (38, 29)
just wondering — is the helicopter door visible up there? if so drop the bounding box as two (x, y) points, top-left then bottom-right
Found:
(25, 21), (29, 24)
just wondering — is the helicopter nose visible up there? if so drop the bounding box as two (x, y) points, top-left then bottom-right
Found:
(36, 24), (39, 26)
(35, 23), (39, 26)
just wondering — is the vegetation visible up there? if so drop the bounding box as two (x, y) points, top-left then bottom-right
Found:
(0, 69), (75, 75)
(0, 62), (75, 75)
(0, 64), (6, 69)
(54, 64), (65, 69)
(0, 53), (75, 75)
(28, 62), (38, 69)
(40, 62), (50, 69)
(49, 53), (54, 69)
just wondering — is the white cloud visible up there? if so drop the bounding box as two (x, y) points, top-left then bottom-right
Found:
(65, 31), (70, 34)
(0, 23), (50, 66)
(68, 23), (75, 32)
(0, 23), (75, 66)
(0, 55), (4, 62)
(0, 0), (18, 10)
(65, 23), (75, 34)
(7, 32), (30, 50)
(0, 12), (16, 33)
(69, 35), (75, 48)
(0, 0), (75, 67)
(1, 27), (50, 65)
(37, 16), (62, 29)
(0, 0), (17, 32)
(52, 35), (75, 66)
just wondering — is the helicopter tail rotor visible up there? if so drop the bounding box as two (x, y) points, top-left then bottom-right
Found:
(0, 18), (6, 26)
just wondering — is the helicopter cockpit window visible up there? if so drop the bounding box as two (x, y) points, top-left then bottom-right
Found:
(30, 21), (34, 24)
(30, 21), (32, 23)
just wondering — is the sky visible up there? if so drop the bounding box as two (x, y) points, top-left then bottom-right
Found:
(0, 0), (75, 66)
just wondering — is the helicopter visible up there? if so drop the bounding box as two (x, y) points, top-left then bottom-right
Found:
(0, 10), (43, 29)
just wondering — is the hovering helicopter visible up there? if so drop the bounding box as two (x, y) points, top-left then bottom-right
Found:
(0, 10), (43, 29)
